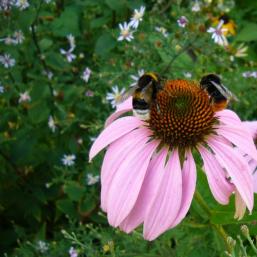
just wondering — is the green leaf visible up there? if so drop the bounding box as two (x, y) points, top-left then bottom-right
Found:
(80, 197), (96, 213)
(28, 101), (50, 124)
(105, 0), (127, 11)
(56, 199), (78, 218)
(236, 23), (257, 42)
(63, 182), (85, 201)
(39, 38), (53, 51)
(95, 32), (116, 56)
(51, 7), (80, 36)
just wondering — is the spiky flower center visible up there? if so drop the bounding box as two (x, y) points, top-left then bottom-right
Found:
(149, 80), (216, 148)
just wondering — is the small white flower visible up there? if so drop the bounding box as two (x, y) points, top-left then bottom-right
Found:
(44, 0), (52, 3)
(89, 136), (96, 142)
(117, 22), (134, 42)
(48, 115), (56, 133)
(77, 138), (83, 145)
(234, 44), (248, 58)
(177, 16), (188, 28)
(81, 67), (91, 83)
(0, 54), (16, 68)
(0, 83), (4, 94)
(69, 247), (78, 257)
(18, 91), (31, 103)
(242, 71), (257, 78)
(129, 6), (145, 29)
(130, 69), (145, 87)
(155, 26), (168, 37)
(60, 48), (76, 63)
(15, 0), (30, 10)
(36, 240), (49, 253)
(106, 85), (126, 108)
(62, 154), (76, 166)
(192, 1), (201, 12)
(183, 72), (192, 78)
(4, 36), (15, 45)
(207, 20), (228, 47)
(0, 0), (16, 10)
(67, 34), (75, 50)
(87, 173), (100, 186)
(13, 30), (25, 44)
(85, 90), (94, 97)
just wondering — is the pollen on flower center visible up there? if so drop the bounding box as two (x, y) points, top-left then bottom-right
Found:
(149, 80), (216, 148)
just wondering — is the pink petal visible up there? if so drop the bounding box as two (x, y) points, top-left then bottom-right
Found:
(119, 148), (168, 233)
(243, 121), (257, 139)
(107, 139), (160, 227)
(234, 189), (246, 220)
(171, 150), (197, 228)
(198, 145), (234, 204)
(89, 116), (143, 161)
(207, 136), (253, 212)
(101, 127), (151, 211)
(217, 124), (257, 162)
(143, 149), (182, 241)
(215, 109), (242, 126)
(105, 97), (133, 127)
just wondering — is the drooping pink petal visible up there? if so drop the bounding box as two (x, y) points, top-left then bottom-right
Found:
(107, 139), (160, 227)
(207, 136), (253, 212)
(171, 150), (197, 228)
(215, 109), (242, 126)
(105, 97), (133, 127)
(217, 124), (257, 162)
(119, 148), (168, 233)
(89, 116), (142, 161)
(101, 127), (152, 211)
(243, 121), (257, 139)
(234, 189), (246, 220)
(143, 149), (182, 241)
(198, 145), (234, 204)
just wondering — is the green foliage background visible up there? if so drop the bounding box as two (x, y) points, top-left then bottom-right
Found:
(0, 0), (257, 256)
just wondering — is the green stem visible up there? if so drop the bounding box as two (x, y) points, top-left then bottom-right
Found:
(194, 190), (231, 252)
(246, 235), (257, 255)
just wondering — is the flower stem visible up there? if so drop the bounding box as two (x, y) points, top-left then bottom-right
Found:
(194, 190), (231, 252)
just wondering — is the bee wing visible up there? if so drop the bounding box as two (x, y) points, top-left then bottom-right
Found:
(210, 81), (239, 102)
(118, 87), (136, 104)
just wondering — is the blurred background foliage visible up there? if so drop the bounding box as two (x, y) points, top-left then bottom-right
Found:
(0, 0), (257, 256)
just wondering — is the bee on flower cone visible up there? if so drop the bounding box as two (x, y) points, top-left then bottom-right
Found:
(89, 73), (257, 240)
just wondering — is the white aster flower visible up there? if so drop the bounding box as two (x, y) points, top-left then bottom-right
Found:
(87, 173), (100, 186)
(242, 71), (257, 78)
(192, 1), (201, 12)
(4, 36), (15, 45)
(0, 53), (16, 68)
(117, 22), (134, 42)
(207, 20), (228, 47)
(67, 34), (75, 50)
(0, 0), (16, 10)
(69, 247), (78, 257)
(13, 30), (25, 44)
(36, 240), (49, 253)
(234, 43), (248, 58)
(155, 26), (169, 37)
(18, 91), (31, 103)
(0, 83), (4, 94)
(130, 69), (145, 87)
(81, 67), (91, 83)
(177, 16), (188, 28)
(60, 48), (76, 63)
(183, 72), (192, 78)
(62, 154), (76, 166)
(15, 0), (29, 10)
(106, 85), (126, 108)
(48, 115), (56, 133)
(129, 6), (145, 29)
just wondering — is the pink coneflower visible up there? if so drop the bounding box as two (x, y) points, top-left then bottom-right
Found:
(89, 79), (257, 240)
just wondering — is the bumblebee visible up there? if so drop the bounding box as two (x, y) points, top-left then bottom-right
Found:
(200, 74), (238, 111)
(132, 72), (164, 120)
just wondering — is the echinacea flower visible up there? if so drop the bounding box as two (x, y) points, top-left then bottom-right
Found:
(89, 79), (257, 240)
